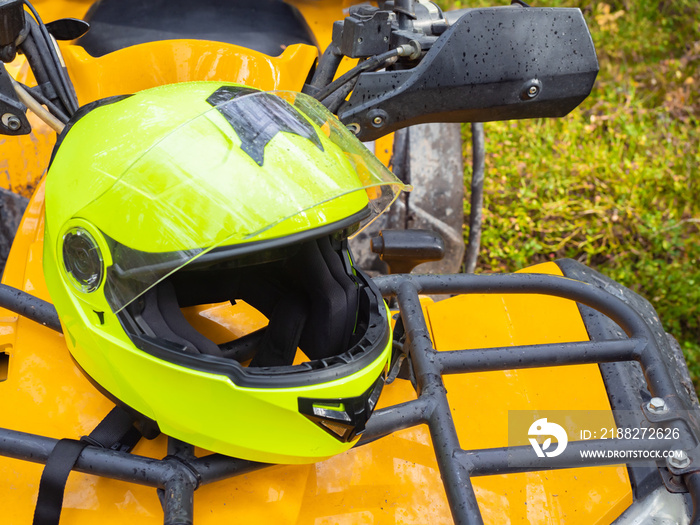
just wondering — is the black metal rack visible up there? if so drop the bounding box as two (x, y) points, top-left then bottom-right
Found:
(1, 272), (700, 524)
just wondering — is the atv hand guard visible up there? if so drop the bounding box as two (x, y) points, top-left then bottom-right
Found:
(328, 5), (599, 141)
(1, 270), (699, 524)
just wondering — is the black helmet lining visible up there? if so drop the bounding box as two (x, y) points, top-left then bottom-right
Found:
(132, 236), (361, 367)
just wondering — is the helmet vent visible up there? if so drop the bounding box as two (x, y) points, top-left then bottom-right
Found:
(298, 376), (385, 442)
(62, 227), (103, 293)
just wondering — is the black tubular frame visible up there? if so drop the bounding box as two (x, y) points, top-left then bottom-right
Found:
(2, 272), (700, 524)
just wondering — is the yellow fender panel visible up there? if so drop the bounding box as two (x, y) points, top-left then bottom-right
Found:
(62, 41), (318, 105)
(0, 59), (56, 198)
(0, 181), (632, 523)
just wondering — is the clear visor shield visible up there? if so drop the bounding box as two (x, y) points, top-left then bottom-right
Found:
(75, 90), (409, 313)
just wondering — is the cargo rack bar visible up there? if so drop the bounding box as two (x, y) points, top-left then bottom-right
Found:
(1, 272), (699, 524)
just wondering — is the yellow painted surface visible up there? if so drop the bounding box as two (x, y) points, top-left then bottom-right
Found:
(374, 133), (395, 168)
(425, 262), (633, 524)
(62, 41), (318, 105)
(23, 0), (93, 22)
(0, 59), (56, 197)
(288, 0), (361, 76)
(0, 179), (632, 523)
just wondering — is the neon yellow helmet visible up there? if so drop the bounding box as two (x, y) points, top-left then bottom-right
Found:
(43, 82), (407, 463)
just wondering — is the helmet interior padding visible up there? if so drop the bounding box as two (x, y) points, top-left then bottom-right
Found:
(134, 236), (361, 367)
(140, 282), (223, 356)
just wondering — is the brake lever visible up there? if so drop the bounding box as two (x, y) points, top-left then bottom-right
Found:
(304, 0), (441, 97)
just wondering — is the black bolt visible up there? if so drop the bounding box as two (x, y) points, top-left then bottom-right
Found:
(5, 114), (21, 131)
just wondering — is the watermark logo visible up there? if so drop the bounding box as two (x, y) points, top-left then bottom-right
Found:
(510, 410), (698, 468)
(528, 418), (568, 458)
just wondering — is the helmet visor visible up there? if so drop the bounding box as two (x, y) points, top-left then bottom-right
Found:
(74, 90), (408, 312)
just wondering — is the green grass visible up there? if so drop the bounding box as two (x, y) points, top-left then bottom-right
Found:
(441, 0), (700, 385)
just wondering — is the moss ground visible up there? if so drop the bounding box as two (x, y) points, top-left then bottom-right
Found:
(442, 0), (700, 386)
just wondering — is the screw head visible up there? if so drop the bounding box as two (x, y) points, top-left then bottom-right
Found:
(668, 450), (691, 469)
(346, 123), (360, 135)
(2, 113), (21, 131)
(527, 85), (539, 98)
(648, 397), (668, 414)
(368, 109), (388, 128)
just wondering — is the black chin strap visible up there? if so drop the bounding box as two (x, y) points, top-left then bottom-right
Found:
(32, 406), (143, 525)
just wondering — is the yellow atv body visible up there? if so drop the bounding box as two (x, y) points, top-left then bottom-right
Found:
(0, 187), (632, 523)
(3, 0), (684, 523)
